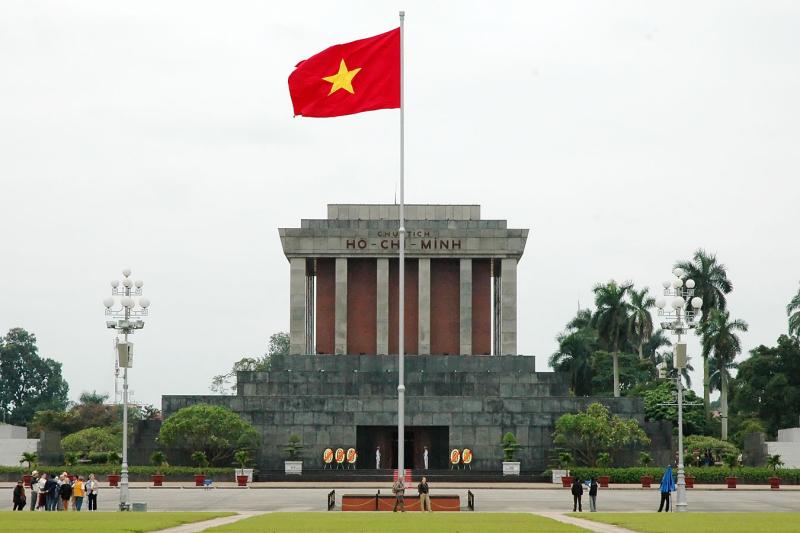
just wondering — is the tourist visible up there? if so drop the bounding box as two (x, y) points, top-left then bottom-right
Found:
(657, 465), (675, 512)
(36, 473), (47, 510)
(13, 480), (27, 511)
(72, 476), (85, 511)
(85, 474), (98, 511)
(570, 477), (583, 512)
(392, 477), (405, 512)
(418, 476), (432, 512)
(423, 446), (429, 470)
(59, 474), (73, 511)
(585, 477), (598, 512)
(29, 470), (39, 511)
(44, 473), (58, 511)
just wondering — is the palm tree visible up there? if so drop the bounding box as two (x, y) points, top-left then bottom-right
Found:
(549, 330), (596, 396)
(656, 350), (695, 389)
(675, 249), (733, 415)
(628, 287), (655, 360)
(699, 309), (748, 440)
(590, 280), (633, 397)
(566, 308), (593, 332)
(643, 329), (672, 365)
(787, 283), (800, 338)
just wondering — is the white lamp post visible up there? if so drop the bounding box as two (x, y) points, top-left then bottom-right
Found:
(104, 269), (150, 511)
(655, 267), (702, 513)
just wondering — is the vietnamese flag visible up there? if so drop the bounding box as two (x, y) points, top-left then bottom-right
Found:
(288, 28), (400, 118)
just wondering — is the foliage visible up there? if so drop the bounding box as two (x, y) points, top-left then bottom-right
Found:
(158, 404), (260, 465)
(549, 330), (597, 396)
(500, 432), (520, 462)
(730, 335), (800, 438)
(596, 451), (612, 468)
(590, 351), (654, 396)
(151, 451), (168, 473)
(0, 328), (69, 425)
(64, 451), (79, 466)
(628, 287), (655, 360)
(191, 451), (209, 470)
(552, 403), (650, 466)
(723, 453), (739, 469)
(590, 281), (633, 397)
(549, 466), (800, 485)
(211, 332), (289, 394)
(86, 451), (110, 464)
(638, 452), (652, 467)
(0, 464), (233, 477)
(557, 452), (573, 469)
(284, 434), (303, 461)
(61, 426), (121, 455)
(19, 451), (37, 469)
(234, 449), (251, 469)
(730, 418), (765, 449)
(683, 434), (739, 460)
(79, 391), (108, 405)
(787, 283), (800, 338)
(640, 381), (705, 436)
(767, 454), (784, 471)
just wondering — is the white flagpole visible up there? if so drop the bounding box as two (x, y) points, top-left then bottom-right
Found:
(397, 10), (406, 479)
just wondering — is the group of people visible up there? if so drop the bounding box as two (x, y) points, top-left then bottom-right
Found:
(569, 465), (678, 512)
(391, 476), (433, 512)
(12, 471), (99, 512)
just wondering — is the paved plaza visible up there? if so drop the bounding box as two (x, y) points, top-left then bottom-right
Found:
(20, 484), (795, 513)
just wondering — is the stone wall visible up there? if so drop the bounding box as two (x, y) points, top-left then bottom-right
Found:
(163, 354), (652, 472)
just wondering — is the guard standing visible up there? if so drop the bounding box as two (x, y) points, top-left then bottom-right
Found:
(423, 446), (429, 470)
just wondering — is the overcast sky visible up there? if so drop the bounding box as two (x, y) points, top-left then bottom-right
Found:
(1, 1), (799, 408)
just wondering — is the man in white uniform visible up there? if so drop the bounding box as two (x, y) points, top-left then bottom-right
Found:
(423, 446), (429, 470)
(375, 446), (381, 470)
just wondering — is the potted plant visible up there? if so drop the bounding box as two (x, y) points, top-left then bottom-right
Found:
(596, 452), (612, 487)
(191, 451), (209, 486)
(151, 451), (168, 487)
(234, 450), (251, 486)
(284, 435), (304, 475)
(685, 471), (696, 489)
(19, 452), (37, 487)
(106, 451), (121, 487)
(767, 454), (784, 490)
(639, 452), (653, 487)
(724, 453), (738, 488)
(557, 452), (573, 487)
(501, 432), (521, 475)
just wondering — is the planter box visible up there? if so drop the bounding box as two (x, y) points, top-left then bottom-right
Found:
(151, 474), (164, 487)
(236, 475), (248, 487)
(769, 477), (781, 490)
(598, 475), (610, 488)
(285, 461), (303, 475)
(23, 474), (32, 488)
(551, 469), (569, 484)
(561, 475), (574, 488)
(235, 468), (254, 482)
(502, 461), (520, 476)
(107, 474), (120, 487)
(726, 476), (737, 489)
(685, 475), (695, 489)
(640, 475), (653, 488)
(194, 474), (205, 486)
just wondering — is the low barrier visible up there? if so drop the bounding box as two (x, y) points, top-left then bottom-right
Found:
(467, 490), (475, 511)
(327, 489), (336, 511)
(341, 493), (461, 511)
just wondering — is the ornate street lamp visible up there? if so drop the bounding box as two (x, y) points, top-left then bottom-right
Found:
(103, 269), (150, 511)
(655, 267), (702, 513)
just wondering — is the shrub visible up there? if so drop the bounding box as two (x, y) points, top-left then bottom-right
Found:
(284, 435), (303, 461)
(639, 452), (652, 467)
(541, 466), (800, 485)
(596, 452), (612, 468)
(767, 454), (784, 471)
(683, 434), (739, 460)
(61, 427), (120, 455)
(501, 432), (520, 462)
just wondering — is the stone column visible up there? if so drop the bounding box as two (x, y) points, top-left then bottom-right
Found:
(289, 257), (307, 355)
(418, 258), (431, 355)
(500, 258), (517, 355)
(460, 258), (473, 355)
(335, 257), (348, 354)
(376, 258), (389, 355)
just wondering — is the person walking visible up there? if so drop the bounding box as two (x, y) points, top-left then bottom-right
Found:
(658, 465), (675, 512)
(418, 476), (432, 512)
(85, 474), (98, 511)
(423, 446), (429, 470)
(571, 477), (583, 512)
(585, 477), (598, 512)
(72, 476), (85, 511)
(29, 470), (39, 511)
(13, 480), (27, 511)
(392, 477), (406, 512)
(59, 475), (73, 511)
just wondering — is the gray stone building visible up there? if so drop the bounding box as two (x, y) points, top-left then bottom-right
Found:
(162, 204), (651, 472)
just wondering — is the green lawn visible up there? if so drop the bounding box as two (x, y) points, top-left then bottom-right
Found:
(0, 512), (232, 532)
(573, 512), (800, 533)
(205, 512), (586, 533)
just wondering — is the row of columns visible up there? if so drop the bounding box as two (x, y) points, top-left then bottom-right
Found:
(288, 257), (518, 356)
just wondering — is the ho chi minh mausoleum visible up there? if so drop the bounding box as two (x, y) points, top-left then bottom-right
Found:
(162, 204), (654, 473)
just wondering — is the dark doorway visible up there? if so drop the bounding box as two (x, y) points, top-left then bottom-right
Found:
(357, 425), (449, 469)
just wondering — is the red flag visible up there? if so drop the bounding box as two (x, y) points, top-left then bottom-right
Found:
(288, 28), (400, 118)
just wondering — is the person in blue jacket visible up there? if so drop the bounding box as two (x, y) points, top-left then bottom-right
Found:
(657, 465), (675, 512)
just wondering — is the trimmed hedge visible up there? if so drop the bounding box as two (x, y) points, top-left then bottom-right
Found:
(546, 467), (800, 484)
(0, 465), (232, 477)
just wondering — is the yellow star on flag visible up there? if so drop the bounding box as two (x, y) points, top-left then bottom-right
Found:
(322, 59), (361, 95)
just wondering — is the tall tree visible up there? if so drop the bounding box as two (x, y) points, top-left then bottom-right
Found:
(675, 249), (733, 415)
(787, 283), (800, 338)
(211, 331), (290, 394)
(566, 308), (594, 332)
(0, 328), (69, 425)
(591, 281), (633, 397)
(628, 287), (655, 360)
(699, 310), (748, 440)
(549, 330), (597, 396)
(642, 329), (673, 366)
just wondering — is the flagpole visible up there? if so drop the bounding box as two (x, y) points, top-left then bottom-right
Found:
(397, 9), (406, 479)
